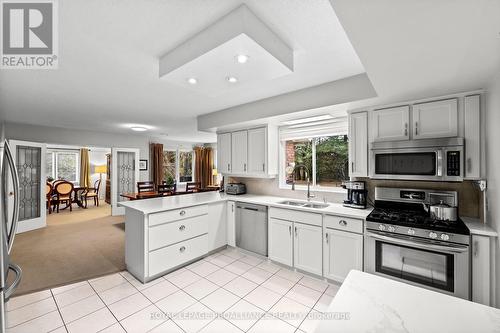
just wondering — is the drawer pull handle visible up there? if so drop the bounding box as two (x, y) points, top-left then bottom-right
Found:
(179, 210), (186, 216)
(179, 246), (186, 253)
(179, 225), (186, 231)
(339, 220), (347, 226)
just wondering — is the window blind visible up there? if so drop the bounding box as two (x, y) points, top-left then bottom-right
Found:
(279, 118), (348, 141)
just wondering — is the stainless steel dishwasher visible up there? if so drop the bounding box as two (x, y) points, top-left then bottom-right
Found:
(235, 202), (268, 256)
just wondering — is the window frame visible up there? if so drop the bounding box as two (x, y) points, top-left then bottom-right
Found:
(278, 135), (348, 194)
(46, 150), (80, 184)
(162, 147), (195, 185)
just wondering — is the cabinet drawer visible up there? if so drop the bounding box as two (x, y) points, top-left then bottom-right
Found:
(149, 234), (208, 276)
(149, 205), (208, 227)
(269, 207), (322, 227)
(324, 215), (363, 234)
(149, 215), (208, 251)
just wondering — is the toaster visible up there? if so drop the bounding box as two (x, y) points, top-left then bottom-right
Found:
(225, 183), (246, 195)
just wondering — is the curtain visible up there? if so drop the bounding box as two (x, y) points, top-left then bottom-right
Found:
(150, 143), (164, 187)
(79, 148), (91, 188)
(194, 147), (213, 188)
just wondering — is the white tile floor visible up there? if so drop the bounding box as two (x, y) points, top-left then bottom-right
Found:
(6, 247), (341, 333)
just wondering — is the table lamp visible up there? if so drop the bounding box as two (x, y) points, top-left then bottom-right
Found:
(95, 165), (107, 182)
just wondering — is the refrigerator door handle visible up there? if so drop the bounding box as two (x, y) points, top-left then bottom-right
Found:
(3, 141), (20, 254)
(4, 263), (22, 301)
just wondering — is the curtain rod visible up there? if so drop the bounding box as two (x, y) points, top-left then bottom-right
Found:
(47, 147), (90, 151)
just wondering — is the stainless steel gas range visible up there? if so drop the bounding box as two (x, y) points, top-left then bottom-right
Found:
(364, 187), (470, 300)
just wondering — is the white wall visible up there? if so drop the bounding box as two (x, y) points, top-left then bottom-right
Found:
(89, 148), (110, 199)
(485, 72), (500, 307)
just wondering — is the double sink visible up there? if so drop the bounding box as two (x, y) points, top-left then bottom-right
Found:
(278, 200), (329, 209)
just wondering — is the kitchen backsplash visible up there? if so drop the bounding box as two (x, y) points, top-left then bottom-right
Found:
(228, 177), (483, 220)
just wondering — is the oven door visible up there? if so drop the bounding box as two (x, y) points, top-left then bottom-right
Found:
(364, 231), (470, 300)
(371, 148), (443, 181)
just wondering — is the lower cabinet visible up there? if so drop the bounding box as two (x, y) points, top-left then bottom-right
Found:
(207, 202), (227, 252)
(471, 234), (493, 306)
(269, 218), (293, 266)
(324, 228), (363, 283)
(227, 201), (236, 247)
(294, 222), (323, 276)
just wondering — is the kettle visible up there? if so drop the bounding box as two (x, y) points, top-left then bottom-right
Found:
(429, 200), (458, 221)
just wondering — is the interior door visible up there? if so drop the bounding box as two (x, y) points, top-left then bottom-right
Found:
(111, 148), (140, 216)
(8, 140), (46, 233)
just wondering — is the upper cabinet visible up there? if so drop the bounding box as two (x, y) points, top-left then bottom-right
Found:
(371, 106), (410, 142)
(412, 99), (458, 139)
(464, 95), (481, 179)
(217, 126), (277, 178)
(349, 112), (368, 177)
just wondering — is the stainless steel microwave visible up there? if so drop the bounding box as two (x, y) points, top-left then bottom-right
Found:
(370, 138), (464, 181)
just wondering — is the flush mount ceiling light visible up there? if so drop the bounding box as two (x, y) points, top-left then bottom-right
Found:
(282, 114), (334, 126)
(187, 77), (198, 85)
(236, 54), (249, 64)
(130, 126), (148, 132)
(226, 76), (238, 83)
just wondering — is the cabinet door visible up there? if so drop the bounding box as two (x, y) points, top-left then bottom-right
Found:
(207, 202), (227, 252)
(464, 95), (481, 179)
(231, 130), (248, 174)
(293, 223), (322, 276)
(217, 133), (232, 174)
(324, 229), (362, 282)
(371, 106), (410, 142)
(247, 127), (267, 175)
(349, 112), (368, 177)
(412, 99), (458, 139)
(472, 235), (491, 306)
(226, 201), (236, 247)
(269, 218), (293, 266)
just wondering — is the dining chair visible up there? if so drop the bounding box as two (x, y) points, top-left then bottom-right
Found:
(186, 182), (201, 192)
(46, 182), (53, 214)
(137, 181), (155, 193)
(83, 179), (101, 207)
(157, 183), (176, 194)
(54, 181), (74, 213)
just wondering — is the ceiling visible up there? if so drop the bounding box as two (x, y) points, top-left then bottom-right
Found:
(0, 0), (364, 142)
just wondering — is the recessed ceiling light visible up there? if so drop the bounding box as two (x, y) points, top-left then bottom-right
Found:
(130, 126), (148, 132)
(187, 77), (197, 85)
(226, 76), (238, 83)
(282, 115), (334, 125)
(236, 54), (249, 64)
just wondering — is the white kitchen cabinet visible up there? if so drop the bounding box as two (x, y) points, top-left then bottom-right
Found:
(207, 202), (227, 252)
(231, 130), (248, 174)
(294, 222), (323, 276)
(269, 217), (293, 266)
(371, 106), (410, 142)
(323, 228), (363, 283)
(217, 133), (232, 174)
(226, 201), (236, 247)
(472, 234), (492, 306)
(464, 95), (481, 179)
(412, 99), (458, 139)
(348, 112), (368, 177)
(248, 127), (267, 175)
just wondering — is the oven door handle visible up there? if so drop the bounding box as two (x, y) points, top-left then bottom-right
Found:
(365, 231), (469, 253)
(437, 149), (443, 177)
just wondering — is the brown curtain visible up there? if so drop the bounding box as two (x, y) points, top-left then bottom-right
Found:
(194, 147), (214, 189)
(150, 143), (164, 187)
(79, 148), (91, 188)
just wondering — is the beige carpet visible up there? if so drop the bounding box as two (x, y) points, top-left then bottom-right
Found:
(9, 201), (125, 296)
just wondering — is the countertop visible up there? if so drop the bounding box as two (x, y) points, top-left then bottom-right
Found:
(119, 191), (373, 218)
(316, 270), (500, 333)
(462, 216), (498, 237)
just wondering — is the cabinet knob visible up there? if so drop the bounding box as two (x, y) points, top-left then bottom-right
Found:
(179, 225), (186, 231)
(179, 246), (186, 253)
(339, 220), (347, 227)
(179, 210), (186, 216)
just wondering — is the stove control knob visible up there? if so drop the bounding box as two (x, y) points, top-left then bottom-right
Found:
(429, 232), (438, 239)
(379, 224), (386, 231)
(440, 234), (450, 241)
(388, 226), (396, 232)
(407, 228), (415, 236)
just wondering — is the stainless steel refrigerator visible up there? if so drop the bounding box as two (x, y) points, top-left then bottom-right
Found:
(0, 140), (22, 332)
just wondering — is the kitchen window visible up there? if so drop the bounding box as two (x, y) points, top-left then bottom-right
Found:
(46, 150), (80, 184)
(279, 118), (349, 191)
(163, 148), (194, 185)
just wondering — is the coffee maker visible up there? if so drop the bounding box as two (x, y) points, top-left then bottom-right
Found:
(343, 181), (367, 209)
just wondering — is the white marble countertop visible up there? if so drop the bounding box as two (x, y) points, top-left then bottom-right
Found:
(316, 270), (500, 333)
(119, 191), (373, 218)
(461, 216), (498, 237)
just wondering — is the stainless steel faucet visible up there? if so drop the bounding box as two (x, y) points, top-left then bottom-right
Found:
(290, 164), (315, 201)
